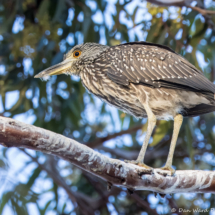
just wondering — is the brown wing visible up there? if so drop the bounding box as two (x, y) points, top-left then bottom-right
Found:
(102, 42), (215, 99)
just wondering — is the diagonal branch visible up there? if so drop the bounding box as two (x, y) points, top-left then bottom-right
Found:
(146, 0), (215, 16)
(132, 193), (159, 215)
(0, 116), (215, 194)
(188, 5), (215, 15)
(86, 124), (143, 148)
(145, 0), (190, 7)
(22, 150), (95, 215)
(97, 145), (187, 162)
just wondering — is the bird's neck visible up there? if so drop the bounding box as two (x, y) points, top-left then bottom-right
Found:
(72, 59), (95, 77)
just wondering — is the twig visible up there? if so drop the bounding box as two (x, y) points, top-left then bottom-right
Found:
(188, 6), (215, 16)
(145, 0), (215, 16)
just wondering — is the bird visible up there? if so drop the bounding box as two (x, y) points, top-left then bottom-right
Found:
(35, 41), (215, 175)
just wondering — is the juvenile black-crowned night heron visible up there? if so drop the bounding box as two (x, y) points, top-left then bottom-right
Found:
(35, 42), (215, 175)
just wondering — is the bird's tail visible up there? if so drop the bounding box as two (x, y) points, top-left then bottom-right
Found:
(182, 104), (215, 117)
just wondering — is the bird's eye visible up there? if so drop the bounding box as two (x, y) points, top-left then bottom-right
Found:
(73, 50), (81, 58)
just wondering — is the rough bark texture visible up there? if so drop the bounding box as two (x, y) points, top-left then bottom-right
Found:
(0, 116), (215, 194)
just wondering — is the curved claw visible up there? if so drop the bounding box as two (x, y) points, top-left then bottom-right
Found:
(159, 165), (176, 176)
(124, 160), (154, 174)
(124, 160), (138, 165)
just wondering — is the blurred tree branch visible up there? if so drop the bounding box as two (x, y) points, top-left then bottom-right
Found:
(1, 116), (215, 194)
(97, 145), (185, 161)
(146, 0), (192, 7)
(23, 149), (156, 213)
(147, 0), (215, 16)
(131, 193), (159, 214)
(22, 149), (124, 215)
(189, 5), (215, 15)
(86, 124), (143, 148)
(22, 150), (95, 215)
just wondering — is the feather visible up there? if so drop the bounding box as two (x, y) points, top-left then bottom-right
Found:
(183, 104), (215, 117)
(100, 43), (215, 99)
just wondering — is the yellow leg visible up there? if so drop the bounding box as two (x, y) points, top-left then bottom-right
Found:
(160, 114), (183, 175)
(125, 103), (156, 170)
(136, 107), (156, 164)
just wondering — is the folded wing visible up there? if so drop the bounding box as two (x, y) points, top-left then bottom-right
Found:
(101, 42), (215, 100)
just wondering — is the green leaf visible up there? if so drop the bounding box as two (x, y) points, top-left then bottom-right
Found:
(150, 120), (170, 147)
(26, 167), (41, 188)
(11, 198), (28, 215)
(0, 192), (13, 214)
(53, 182), (58, 209)
(185, 119), (194, 166)
(40, 200), (53, 215)
(189, 15), (205, 38)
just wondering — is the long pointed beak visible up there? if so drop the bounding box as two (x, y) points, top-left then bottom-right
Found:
(34, 59), (73, 78)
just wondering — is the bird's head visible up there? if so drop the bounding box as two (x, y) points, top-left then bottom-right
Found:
(34, 43), (108, 79)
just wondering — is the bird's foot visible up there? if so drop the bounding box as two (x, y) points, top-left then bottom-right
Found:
(124, 160), (154, 174)
(124, 160), (138, 165)
(158, 165), (175, 176)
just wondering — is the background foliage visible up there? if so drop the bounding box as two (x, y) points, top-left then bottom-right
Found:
(1, 0), (215, 214)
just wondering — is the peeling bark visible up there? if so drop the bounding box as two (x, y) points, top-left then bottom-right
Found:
(0, 116), (215, 194)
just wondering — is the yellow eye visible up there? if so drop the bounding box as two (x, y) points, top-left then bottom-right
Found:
(73, 50), (81, 58)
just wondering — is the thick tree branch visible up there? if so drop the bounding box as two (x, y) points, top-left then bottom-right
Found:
(0, 116), (215, 194)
